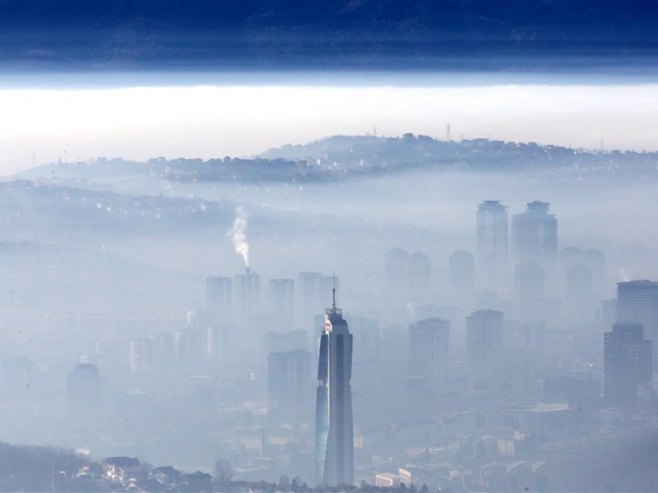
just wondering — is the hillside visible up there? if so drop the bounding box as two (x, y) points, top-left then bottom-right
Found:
(19, 135), (658, 187)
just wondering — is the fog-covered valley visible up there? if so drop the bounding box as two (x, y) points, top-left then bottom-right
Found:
(0, 133), (657, 491)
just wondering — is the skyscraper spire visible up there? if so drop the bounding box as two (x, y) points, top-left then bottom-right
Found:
(332, 272), (337, 313)
(315, 288), (353, 486)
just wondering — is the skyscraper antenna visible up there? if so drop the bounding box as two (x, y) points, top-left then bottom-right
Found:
(332, 272), (337, 312)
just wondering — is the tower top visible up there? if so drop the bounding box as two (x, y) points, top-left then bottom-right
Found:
(325, 273), (343, 323)
(332, 272), (337, 313)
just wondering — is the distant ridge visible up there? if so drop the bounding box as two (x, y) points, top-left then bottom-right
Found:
(261, 133), (658, 177)
(19, 134), (658, 185)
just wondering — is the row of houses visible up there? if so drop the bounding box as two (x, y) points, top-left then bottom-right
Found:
(69, 456), (213, 492)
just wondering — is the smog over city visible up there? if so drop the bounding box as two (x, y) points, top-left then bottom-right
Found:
(0, 1), (658, 492)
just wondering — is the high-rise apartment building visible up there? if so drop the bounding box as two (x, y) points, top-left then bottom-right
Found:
(409, 318), (451, 391)
(407, 251), (432, 304)
(449, 250), (475, 295)
(265, 330), (308, 354)
(617, 280), (658, 362)
(466, 309), (504, 382)
(565, 262), (594, 323)
(298, 272), (340, 329)
(175, 327), (206, 367)
(66, 363), (106, 427)
(269, 278), (295, 320)
(476, 201), (509, 290)
(559, 246), (602, 324)
(604, 322), (653, 408)
(234, 269), (261, 330)
(584, 248), (606, 294)
(206, 276), (232, 327)
(128, 337), (155, 374)
(384, 248), (409, 300)
(512, 201), (558, 289)
(515, 262), (545, 322)
(268, 348), (312, 422)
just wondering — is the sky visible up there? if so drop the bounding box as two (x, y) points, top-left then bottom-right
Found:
(1, 0), (657, 71)
(1, 79), (658, 174)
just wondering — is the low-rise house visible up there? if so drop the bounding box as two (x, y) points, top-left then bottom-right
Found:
(180, 471), (212, 492)
(126, 478), (165, 492)
(101, 456), (141, 484)
(151, 466), (182, 488)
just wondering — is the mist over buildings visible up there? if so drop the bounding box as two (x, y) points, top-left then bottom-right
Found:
(0, 128), (657, 491)
(2, 0), (658, 490)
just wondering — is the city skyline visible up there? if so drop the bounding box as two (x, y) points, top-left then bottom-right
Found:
(0, 168), (657, 489)
(1, 1), (657, 490)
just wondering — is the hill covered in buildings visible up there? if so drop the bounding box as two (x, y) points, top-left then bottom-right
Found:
(260, 134), (658, 179)
(17, 134), (658, 187)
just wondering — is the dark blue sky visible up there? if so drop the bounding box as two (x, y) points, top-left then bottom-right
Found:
(1, 0), (657, 72)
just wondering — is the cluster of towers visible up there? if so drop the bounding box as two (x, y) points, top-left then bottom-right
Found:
(206, 270), (339, 336)
(384, 249), (432, 305)
(205, 269), (354, 486)
(383, 199), (606, 329)
(407, 309), (506, 395)
(383, 200), (570, 324)
(474, 200), (608, 325)
(477, 200), (558, 311)
(62, 198), (658, 489)
(476, 202), (657, 410)
(382, 200), (657, 413)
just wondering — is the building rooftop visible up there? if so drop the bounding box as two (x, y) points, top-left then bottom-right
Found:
(618, 279), (658, 287)
(479, 200), (506, 209)
(73, 363), (99, 376)
(102, 457), (140, 467)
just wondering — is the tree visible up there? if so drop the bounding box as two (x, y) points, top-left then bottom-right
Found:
(213, 458), (233, 484)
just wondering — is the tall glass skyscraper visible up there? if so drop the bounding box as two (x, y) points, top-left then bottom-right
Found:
(315, 291), (354, 486)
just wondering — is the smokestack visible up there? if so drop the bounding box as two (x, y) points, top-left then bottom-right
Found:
(227, 206), (250, 267)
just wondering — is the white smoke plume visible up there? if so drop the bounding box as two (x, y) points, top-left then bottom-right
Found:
(227, 206), (250, 267)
